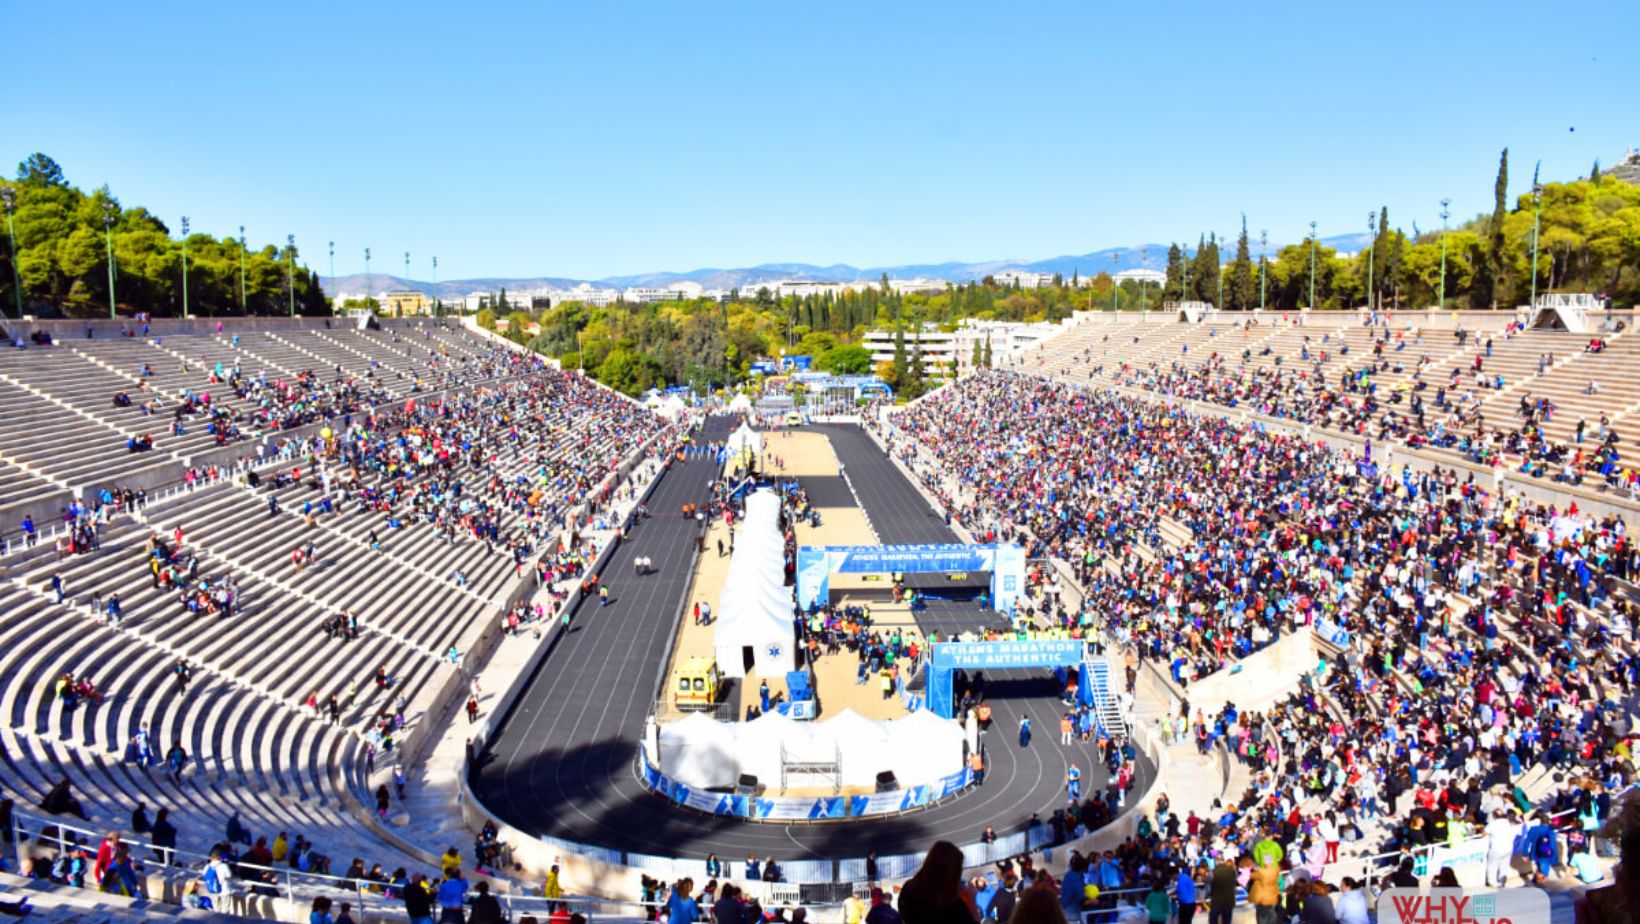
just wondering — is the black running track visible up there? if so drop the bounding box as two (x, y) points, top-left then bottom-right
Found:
(812, 423), (1006, 638)
(474, 417), (1146, 861)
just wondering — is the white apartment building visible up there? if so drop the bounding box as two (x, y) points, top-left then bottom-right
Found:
(1113, 268), (1166, 286)
(993, 269), (1054, 289)
(886, 277), (949, 295)
(549, 283), (620, 307)
(951, 318), (1071, 373)
(861, 325), (960, 379)
(621, 280), (707, 303)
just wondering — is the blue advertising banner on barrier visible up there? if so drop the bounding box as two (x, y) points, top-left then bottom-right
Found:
(1314, 620), (1352, 648)
(796, 543), (1025, 615)
(811, 798), (847, 819)
(644, 759), (970, 822)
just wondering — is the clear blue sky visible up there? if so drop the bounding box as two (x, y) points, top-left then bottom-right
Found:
(5, 1), (1631, 281)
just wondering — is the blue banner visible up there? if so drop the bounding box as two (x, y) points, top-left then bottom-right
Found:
(796, 543), (1025, 613)
(931, 639), (1084, 670)
(828, 543), (992, 573)
(929, 640), (1085, 717)
(1315, 620), (1351, 648)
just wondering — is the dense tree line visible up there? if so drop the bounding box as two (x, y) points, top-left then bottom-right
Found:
(1161, 151), (1640, 312)
(0, 154), (329, 319)
(8, 149), (1637, 399)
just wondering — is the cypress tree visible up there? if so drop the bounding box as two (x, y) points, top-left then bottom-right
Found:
(1229, 217), (1255, 310)
(1484, 148), (1509, 308)
(1164, 244), (1184, 303)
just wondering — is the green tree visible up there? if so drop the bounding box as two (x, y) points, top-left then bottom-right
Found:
(819, 344), (872, 375)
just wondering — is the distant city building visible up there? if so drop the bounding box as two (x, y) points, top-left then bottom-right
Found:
(548, 283), (619, 307)
(886, 277), (949, 295)
(1113, 268), (1166, 286)
(380, 290), (430, 317)
(621, 280), (707, 303)
(861, 325), (959, 379)
(993, 270), (1054, 289)
(952, 318), (1066, 373)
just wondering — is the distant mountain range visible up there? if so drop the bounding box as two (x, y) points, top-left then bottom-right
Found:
(321, 234), (1374, 299)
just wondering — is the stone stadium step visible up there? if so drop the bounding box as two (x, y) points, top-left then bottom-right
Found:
(0, 377), (175, 488)
(7, 348), (223, 462)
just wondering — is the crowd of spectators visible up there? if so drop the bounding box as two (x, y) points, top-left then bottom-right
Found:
(1087, 318), (1636, 495)
(876, 368), (1637, 898)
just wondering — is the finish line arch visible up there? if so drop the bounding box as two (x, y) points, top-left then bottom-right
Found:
(795, 542), (1026, 616)
(928, 639), (1091, 719)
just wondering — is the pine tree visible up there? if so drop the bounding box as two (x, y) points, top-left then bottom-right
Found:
(1591, 159), (1602, 183)
(1070, 268), (1079, 288)
(1229, 217), (1255, 310)
(971, 339), (983, 369)
(982, 337), (993, 368)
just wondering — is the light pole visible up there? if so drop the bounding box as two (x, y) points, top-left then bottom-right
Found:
(1438, 199), (1450, 311)
(1, 187), (20, 319)
(1366, 211), (1377, 313)
(1258, 229), (1268, 312)
(364, 247), (372, 313)
(180, 216), (191, 318)
(327, 241), (335, 312)
(1215, 234), (1224, 309)
(102, 200), (118, 319)
(431, 256), (439, 317)
(286, 235), (297, 317)
(1138, 248), (1148, 312)
(1181, 243), (1189, 308)
(1111, 252), (1119, 312)
(238, 226), (248, 313)
(1308, 221), (1318, 311)
(1529, 166), (1544, 309)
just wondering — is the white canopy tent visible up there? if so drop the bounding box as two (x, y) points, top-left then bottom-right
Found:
(883, 709), (966, 786)
(656, 712), (740, 790)
(819, 709), (893, 788)
(714, 489), (796, 679)
(725, 423), (764, 456)
(727, 393), (754, 414)
(735, 712), (813, 786)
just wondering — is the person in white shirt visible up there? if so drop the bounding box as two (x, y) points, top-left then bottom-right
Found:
(1484, 810), (1522, 887)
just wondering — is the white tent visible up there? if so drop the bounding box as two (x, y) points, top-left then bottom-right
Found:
(819, 709), (893, 788)
(734, 711), (814, 786)
(725, 423), (764, 456)
(657, 712), (740, 790)
(714, 489), (796, 679)
(727, 393), (754, 413)
(883, 709), (966, 787)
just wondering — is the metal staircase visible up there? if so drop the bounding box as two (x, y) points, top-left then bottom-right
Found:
(1083, 654), (1129, 737)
